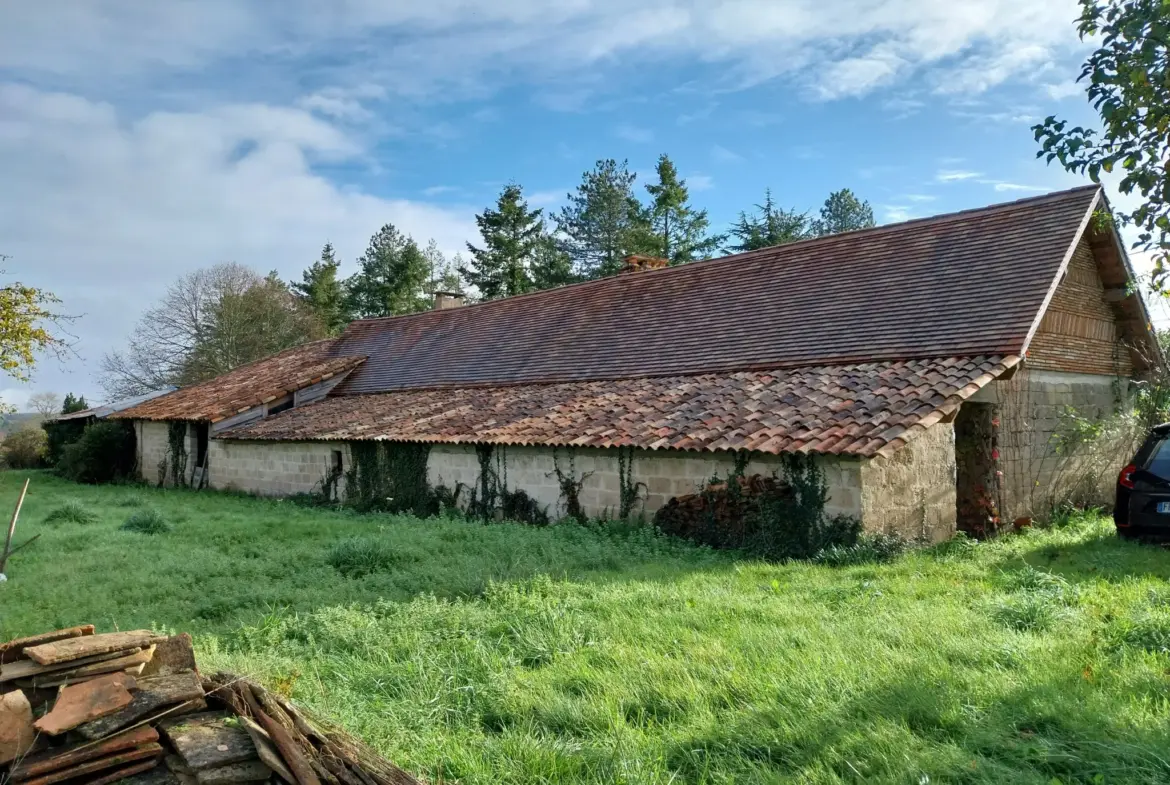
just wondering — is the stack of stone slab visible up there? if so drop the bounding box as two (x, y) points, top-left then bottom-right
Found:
(0, 626), (419, 785)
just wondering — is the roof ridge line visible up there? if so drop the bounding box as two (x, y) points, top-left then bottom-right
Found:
(343, 184), (1103, 330)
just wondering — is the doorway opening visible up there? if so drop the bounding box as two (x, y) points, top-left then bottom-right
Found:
(955, 402), (1001, 538)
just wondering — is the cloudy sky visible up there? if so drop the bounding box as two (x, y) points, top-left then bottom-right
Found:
(0, 0), (1157, 409)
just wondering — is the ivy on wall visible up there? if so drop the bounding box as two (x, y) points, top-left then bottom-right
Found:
(343, 441), (435, 516)
(166, 422), (189, 488)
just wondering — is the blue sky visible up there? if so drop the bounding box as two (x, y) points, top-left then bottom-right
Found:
(0, 0), (1158, 407)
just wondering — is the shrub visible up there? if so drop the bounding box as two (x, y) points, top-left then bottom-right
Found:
(43, 501), (98, 526)
(1, 426), (47, 469)
(327, 536), (406, 577)
(56, 421), (137, 484)
(500, 489), (550, 526)
(813, 533), (909, 567)
(43, 419), (86, 466)
(121, 508), (170, 534)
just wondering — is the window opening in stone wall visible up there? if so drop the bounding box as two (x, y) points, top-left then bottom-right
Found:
(331, 450), (343, 474)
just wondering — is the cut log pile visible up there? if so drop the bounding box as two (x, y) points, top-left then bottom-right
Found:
(0, 627), (419, 785)
(653, 473), (791, 549)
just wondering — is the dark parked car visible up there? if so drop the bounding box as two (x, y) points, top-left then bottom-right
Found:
(1115, 422), (1170, 539)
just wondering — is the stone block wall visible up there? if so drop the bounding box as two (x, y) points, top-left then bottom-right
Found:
(207, 440), (349, 497)
(860, 421), (957, 542)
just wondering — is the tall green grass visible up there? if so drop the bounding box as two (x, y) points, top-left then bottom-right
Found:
(3, 472), (1170, 783)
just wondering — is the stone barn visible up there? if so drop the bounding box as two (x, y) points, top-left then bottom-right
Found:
(113, 185), (1161, 540)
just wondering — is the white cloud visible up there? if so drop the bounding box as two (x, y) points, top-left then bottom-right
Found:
(936, 169), (983, 182)
(0, 1), (1088, 105)
(884, 205), (915, 222)
(983, 181), (1048, 193)
(0, 83), (475, 398)
(615, 124), (654, 143)
(1044, 81), (1084, 101)
(687, 174), (715, 192)
(711, 144), (743, 164)
(526, 189), (566, 208)
(904, 194), (937, 202)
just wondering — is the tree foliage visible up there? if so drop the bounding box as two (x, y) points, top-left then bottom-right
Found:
(555, 159), (649, 278)
(27, 392), (60, 419)
(61, 393), (88, 414)
(531, 234), (578, 291)
(292, 243), (348, 335)
(345, 224), (431, 318)
(1033, 0), (1170, 286)
(461, 184), (544, 300)
(421, 240), (464, 299)
(643, 155), (723, 264)
(0, 260), (68, 383)
(183, 272), (324, 383)
(100, 263), (323, 398)
(726, 189), (811, 252)
(812, 189), (876, 236)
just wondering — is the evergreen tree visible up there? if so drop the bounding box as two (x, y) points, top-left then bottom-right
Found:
(726, 189), (811, 252)
(555, 159), (650, 279)
(61, 393), (87, 413)
(292, 242), (348, 334)
(460, 184), (543, 300)
(421, 240), (463, 298)
(812, 189), (876, 236)
(531, 234), (577, 291)
(345, 224), (430, 317)
(643, 154), (723, 264)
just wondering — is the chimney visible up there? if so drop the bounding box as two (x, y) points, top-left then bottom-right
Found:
(621, 255), (669, 274)
(433, 291), (465, 310)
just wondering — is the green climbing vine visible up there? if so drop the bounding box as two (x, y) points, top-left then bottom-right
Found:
(617, 446), (647, 519)
(166, 422), (189, 488)
(343, 441), (435, 515)
(468, 444), (503, 520)
(550, 447), (593, 523)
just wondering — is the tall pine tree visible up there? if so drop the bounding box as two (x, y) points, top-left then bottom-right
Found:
(531, 234), (577, 291)
(345, 224), (430, 317)
(460, 184), (543, 300)
(812, 189), (875, 236)
(292, 242), (348, 334)
(643, 155), (722, 264)
(555, 159), (650, 279)
(61, 393), (87, 413)
(421, 240), (464, 297)
(725, 189), (811, 252)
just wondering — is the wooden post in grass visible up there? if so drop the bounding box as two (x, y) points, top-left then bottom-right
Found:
(0, 478), (31, 575)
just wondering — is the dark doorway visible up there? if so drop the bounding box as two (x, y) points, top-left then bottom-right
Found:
(955, 402), (1001, 538)
(195, 422), (209, 469)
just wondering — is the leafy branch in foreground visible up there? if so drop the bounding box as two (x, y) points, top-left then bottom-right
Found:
(1033, 0), (1170, 287)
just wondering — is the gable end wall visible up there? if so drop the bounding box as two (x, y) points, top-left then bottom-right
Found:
(1026, 235), (1133, 377)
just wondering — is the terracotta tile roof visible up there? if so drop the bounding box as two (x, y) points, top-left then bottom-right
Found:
(112, 340), (366, 423)
(330, 187), (1100, 394)
(219, 355), (1021, 458)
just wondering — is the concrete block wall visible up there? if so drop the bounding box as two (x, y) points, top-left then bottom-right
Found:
(208, 440), (349, 497)
(969, 369), (1135, 519)
(134, 420), (202, 487)
(426, 443), (863, 521)
(861, 422), (957, 542)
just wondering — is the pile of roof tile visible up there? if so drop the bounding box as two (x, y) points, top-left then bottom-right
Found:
(0, 626), (418, 785)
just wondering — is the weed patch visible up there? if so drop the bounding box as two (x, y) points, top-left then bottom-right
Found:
(326, 536), (414, 577)
(120, 508), (170, 534)
(43, 500), (98, 526)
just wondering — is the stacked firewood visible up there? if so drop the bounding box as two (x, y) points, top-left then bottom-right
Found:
(653, 473), (792, 549)
(0, 627), (418, 785)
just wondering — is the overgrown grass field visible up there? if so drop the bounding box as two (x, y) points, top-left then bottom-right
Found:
(3, 472), (1170, 784)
